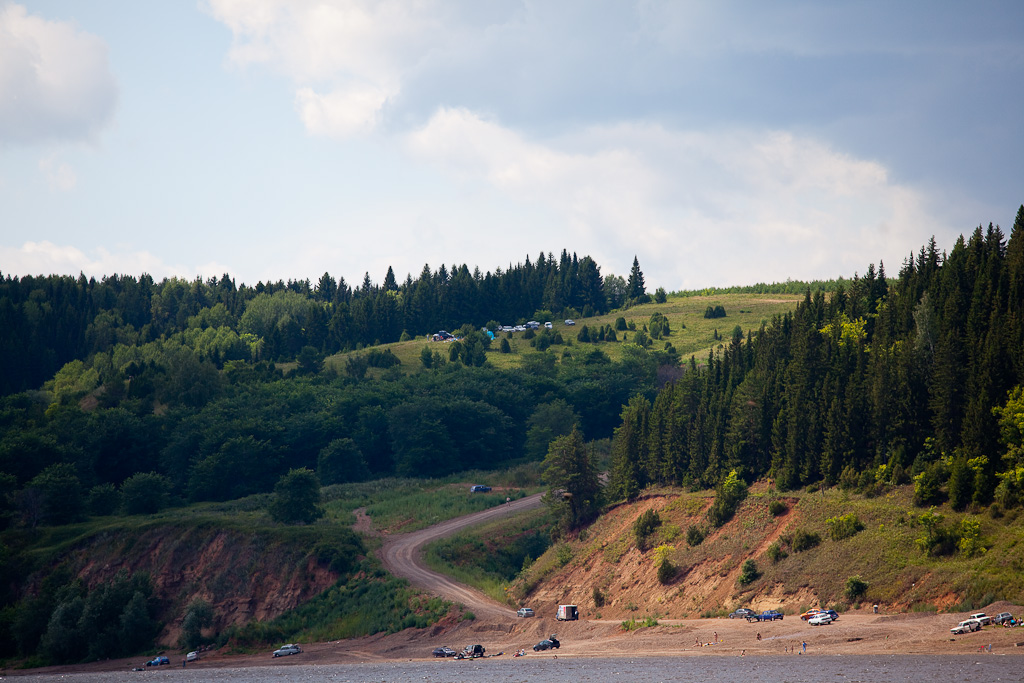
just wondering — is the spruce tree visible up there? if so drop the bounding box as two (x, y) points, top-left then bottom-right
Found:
(626, 256), (646, 300)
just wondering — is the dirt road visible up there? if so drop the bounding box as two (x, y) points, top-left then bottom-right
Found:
(378, 493), (545, 620)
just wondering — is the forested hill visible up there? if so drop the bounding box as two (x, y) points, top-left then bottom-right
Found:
(608, 206), (1024, 512)
(0, 250), (612, 395)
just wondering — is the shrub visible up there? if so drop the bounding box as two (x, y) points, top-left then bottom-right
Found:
(707, 470), (747, 527)
(592, 586), (606, 608)
(555, 542), (573, 567)
(768, 500), (787, 516)
(269, 468), (324, 524)
(738, 559), (760, 585)
(845, 576), (868, 601)
(633, 509), (662, 551)
(120, 472), (171, 515)
(615, 317), (627, 331)
(87, 483), (121, 516)
(686, 524), (705, 547)
(826, 513), (865, 541)
(657, 560), (676, 584)
(791, 529), (821, 552)
(766, 541), (787, 563)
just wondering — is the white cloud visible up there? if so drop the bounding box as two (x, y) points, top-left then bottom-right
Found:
(206, 0), (453, 137)
(0, 241), (232, 281)
(407, 108), (945, 288)
(0, 3), (117, 144)
(38, 154), (77, 191)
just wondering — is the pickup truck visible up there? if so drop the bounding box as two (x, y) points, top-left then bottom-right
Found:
(969, 612), (992, 626)
(950, 619), (982, 635)
(747, 610), (784, 622)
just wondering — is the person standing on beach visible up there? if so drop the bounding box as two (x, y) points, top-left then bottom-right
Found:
(802, 641), (806, 654)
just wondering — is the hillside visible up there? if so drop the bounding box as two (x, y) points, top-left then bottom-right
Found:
(508, 482), (1024, 619)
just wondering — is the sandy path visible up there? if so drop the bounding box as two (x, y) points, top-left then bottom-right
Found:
(378, 492), (545, 620)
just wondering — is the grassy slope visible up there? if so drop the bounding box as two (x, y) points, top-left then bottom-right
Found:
(322, 292), (803, 375)
(509, 482), (1024, 620)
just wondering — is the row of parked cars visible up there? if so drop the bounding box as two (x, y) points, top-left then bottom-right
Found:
(951, 611), (1016, 634)
(729, 607), (842, 624)
(728, 608), (784, 622)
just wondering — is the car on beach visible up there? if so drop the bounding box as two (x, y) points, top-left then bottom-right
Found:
(808, 613), (833, 625)
(432, 646), (457, 657)
(747, 610), (784, 622)
(273, 644), (302, 657)
(517, 607), (535, 617)
(533, 635), (560, 651)
(993, 612), (1014, 625)
(729, 608), (756, 619)
(969, 612), (992, 625)
(951, 620), (982, 635)
(186, 651), (200, 662)
(146, 656), (170, 666)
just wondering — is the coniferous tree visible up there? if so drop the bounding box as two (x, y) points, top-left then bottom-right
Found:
(626, 256), (647, 301)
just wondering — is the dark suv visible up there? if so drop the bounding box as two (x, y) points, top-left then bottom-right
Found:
(470, 485), (491, 493)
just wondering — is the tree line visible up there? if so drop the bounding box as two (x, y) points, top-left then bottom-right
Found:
(608, 206), (1024, 513)
(0, 250), (627, 395)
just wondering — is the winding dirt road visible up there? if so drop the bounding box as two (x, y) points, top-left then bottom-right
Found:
(378, 493), (545, 620)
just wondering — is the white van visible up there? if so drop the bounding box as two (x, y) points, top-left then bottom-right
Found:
(556, 604), (578, 621)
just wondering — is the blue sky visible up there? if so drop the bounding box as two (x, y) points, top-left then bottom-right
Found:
(1, 1), (1022, 290)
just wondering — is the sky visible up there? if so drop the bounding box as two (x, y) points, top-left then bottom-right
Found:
(1, 1), (1022, 291)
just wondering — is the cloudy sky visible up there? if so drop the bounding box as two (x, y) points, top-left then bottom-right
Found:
(1, 1), (1022, 290)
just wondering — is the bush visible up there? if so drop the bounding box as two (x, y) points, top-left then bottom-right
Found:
(633, 509), (662, 550)
(615, 317), (627, 331)
(826, 513), (865, 541)
(657, 559), (676, 584)
(269, 468), (324, 524)
(592, 586), (606, 608)
(686, 524), (705, 546)
(766, 541), (787, 563)
(707, 470), (747, 527)
(845, 575), (868, 601)
(791, 529), (821, 552)
(556, 542), (573, 567)
(768, 500), (787, 516)
(120, 472), (170, 515)
(654, 287), (667, 304)
(87, 483), (121, 516)
(738, 559), (760, 585)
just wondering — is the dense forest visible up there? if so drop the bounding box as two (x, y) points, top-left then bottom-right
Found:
(609, 206), (1024, 514)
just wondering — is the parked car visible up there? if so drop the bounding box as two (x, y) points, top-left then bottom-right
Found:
(517, 607), (535, 618)
(186, 651), (200, 662)
(993, 612), (1014, 625)
(457, 644), (486, 659)
(273, 644), (302, 657)
(748, 610), (784, 622)
(544, 322), (553, 329)
(432, 646), (457, 658)
(533, 635), (560, 651)
(729, 608), (756, 619)
(146, 656), (170, 667)
(969, 612), (992, 626)
(469, 485), (491, 493)
(808, 613), (833, 625)
(800, 609), (825, 620)
(951, 620), (982, 635)
(564, 319), (575, 325)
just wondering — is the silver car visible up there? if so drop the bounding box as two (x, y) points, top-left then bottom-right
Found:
(517, 607), (535, 618)
(273, 644), (302, 657)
